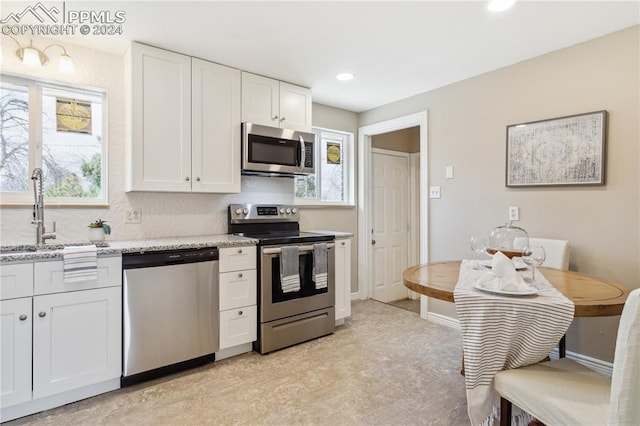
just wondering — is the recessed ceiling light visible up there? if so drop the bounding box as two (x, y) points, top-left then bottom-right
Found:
(487, 0), (516, 12)
(336, 73), (354, 81)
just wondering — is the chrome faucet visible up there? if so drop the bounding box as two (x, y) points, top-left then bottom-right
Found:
(31, 168), (56, 247)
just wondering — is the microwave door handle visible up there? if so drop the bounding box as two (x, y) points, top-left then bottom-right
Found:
(298, 136), (305, 171)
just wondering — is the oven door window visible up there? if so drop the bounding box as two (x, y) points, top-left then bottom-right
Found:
(271, 252), (328, 303)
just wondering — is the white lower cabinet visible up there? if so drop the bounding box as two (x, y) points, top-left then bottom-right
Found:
(32, 286), (121, 399)
(219, 305), (257, 349)
(0, 256), (122, 423)
(217, 246), (257, 359)
(1, 297), (33, 408)
(335, 238), (352, 321)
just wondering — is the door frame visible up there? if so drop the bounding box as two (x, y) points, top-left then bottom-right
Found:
(357, 111), (429, 301)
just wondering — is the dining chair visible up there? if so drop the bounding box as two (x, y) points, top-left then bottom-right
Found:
(494, 287), (640, 426)
(514, 237), (570, 270)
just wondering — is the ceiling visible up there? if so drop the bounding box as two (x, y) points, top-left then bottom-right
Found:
(3, 1), (639, 112)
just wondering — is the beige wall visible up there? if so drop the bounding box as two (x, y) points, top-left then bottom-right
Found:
(359, 25), (640, 362)
(303, 103), (359, 292)
(372, 126), (420, 153)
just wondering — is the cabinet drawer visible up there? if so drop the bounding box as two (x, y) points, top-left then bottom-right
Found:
(219, 246), (256, 272)
(1, 263), (33, 300)
(34, 256), (122, 295)
(219, 305), (257, 349)
(220, 269), (257, 310)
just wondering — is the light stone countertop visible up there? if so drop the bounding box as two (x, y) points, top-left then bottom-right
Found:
(0, 234), (258, 263)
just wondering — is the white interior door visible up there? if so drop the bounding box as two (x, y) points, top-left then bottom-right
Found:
(372, 149), (410, 303)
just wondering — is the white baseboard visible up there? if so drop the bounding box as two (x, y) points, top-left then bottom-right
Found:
(350, 291), (361, 300)
(550, 348), (613, 376)
(426, 312), (461, 331)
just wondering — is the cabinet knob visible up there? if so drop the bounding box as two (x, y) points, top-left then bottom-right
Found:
(19, 314), (28, 321)
(237, 248), (243, 254)
(341, 241), (345, 246)
(185, 176), (190, 182)
(238, 273), (243, 278)
(238, 310), (243, 316)
(272, 115), (278, 121)
(371, 240), (376, 245)
(39, 312), (46, 318)
(280, 116), (286, 122)
(196, 177), (201, 182)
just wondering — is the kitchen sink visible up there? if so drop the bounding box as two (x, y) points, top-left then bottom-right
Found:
(0, 242), (109, 254)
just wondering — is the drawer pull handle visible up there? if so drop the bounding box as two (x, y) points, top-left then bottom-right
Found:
(238, 310), (243, 316)
(238, 273), (243, 278)
(19, 314), (28, 321)
(39, 312), (46, 318)
(237, 248), (243, 254)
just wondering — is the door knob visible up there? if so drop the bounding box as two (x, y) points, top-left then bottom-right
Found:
(371, 240), (376, 245)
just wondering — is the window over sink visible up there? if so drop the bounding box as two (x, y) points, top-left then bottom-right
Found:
(294, 127), (354, 206)
(0, 74), (107, 205)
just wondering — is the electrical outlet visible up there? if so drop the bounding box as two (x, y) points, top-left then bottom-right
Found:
(509, 206), (519, 221)
(429, 186), (441, 199)
(125, 208), (142, 224)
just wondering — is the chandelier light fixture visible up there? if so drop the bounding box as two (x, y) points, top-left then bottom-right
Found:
(8, 36), (75, 74)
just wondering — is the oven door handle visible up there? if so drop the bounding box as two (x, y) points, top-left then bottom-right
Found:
(262, 243), (334, 255)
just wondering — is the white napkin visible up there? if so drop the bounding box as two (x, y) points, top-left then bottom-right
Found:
(477, 251), (530, 291)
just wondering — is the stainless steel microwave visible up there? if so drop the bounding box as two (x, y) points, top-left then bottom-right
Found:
(242, 123), (315, 177)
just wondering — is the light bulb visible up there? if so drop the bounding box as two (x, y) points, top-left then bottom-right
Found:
(22, 47), (41, 67)
(487, 0), (516, 12)
(58, 53), (75, 74)
(336, 73), (354, 81)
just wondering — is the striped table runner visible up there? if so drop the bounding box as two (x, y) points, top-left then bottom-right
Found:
(454, 259), (574, 425)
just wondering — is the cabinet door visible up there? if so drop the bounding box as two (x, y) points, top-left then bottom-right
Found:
(128, 42), (192, 192)
(0, 298), (32, 408)
(1, 263), (33, 300)
(192, 59), (241, 193)
(33, 287), (121, 398)
(335, 238), (352, 320)
(241, 72), (280, 127)
(279, 82), (312, 132)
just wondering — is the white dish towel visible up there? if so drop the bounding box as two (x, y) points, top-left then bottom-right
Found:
(313, 243), (328, 290)
(63, 245), (98, 283)
(279, 246), (300, 293)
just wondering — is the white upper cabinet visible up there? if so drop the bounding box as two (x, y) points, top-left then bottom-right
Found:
(128, 42), (192, 192)
(241, 72), (312, 132)
(192, 58), (241, 193)
(127, 42), (241, 193)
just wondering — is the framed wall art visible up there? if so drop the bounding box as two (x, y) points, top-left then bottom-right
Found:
(506, 110), (607, 187)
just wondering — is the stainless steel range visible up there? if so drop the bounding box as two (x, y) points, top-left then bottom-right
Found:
(228, 204), (335, 354)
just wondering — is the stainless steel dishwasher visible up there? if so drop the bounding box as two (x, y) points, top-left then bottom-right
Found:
(122, 247), (219, 386)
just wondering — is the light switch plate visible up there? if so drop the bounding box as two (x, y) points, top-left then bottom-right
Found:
(429, 186), (441, 199)
(445, 166), (454, 179)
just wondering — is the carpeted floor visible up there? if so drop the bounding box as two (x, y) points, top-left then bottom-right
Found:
(387, 297), (420, 314)
(7, 300), (469, 425)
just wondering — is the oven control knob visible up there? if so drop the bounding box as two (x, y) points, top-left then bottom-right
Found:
(242, 208), (249, 215)
(235, 208), (242, 215)
(291, 208), (297, 214)
(279, 208), (285, 214)
(285, 208), (291, 214)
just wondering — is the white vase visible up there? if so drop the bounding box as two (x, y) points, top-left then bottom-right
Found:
(88, 228), (105, 242)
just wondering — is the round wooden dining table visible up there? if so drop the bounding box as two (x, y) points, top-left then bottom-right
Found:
(403, 260), (632, 317)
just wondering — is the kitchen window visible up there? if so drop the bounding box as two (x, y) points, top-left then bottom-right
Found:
(0, 75), (107, 205)
(294, 127), (354, 206)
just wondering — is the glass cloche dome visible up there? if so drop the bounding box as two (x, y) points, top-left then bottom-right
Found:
(487, 222), (529, 258)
